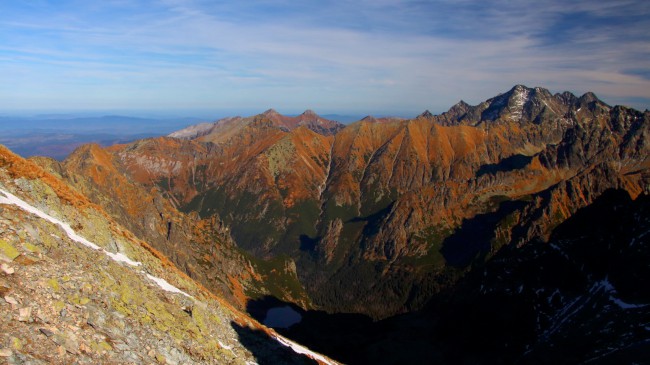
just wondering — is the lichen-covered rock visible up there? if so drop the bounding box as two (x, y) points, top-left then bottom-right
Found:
(0, 239), (20, 261)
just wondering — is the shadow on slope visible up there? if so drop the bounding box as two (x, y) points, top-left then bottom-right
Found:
(388, 188), (650, 364)
(246, 296), (304, 328)
(476, 154), (533, 177)
(272, 189), (650, 364)
(230, 321), (317, 365)
(440, 199), (527, 267)
(246, 295), (374, 364)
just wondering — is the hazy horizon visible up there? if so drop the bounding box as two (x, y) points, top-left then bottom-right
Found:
(2, 84), (647, 124)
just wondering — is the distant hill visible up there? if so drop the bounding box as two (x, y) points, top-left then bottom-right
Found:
(0, 115), (204, 160)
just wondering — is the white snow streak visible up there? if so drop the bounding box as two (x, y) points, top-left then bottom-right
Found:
(217, 340), (233, 350)
(0, 189), (102, 251)
(609, 296), (649, 309)
(598, 277), (650, 310)
(146, 274), (192, 298)
(0, 188), (191, 298)
(218, 340), (237, 357)
(274, 334), (340, 365)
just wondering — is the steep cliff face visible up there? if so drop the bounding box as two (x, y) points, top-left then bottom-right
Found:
(0, 145), (335, 364)
(58, 86), (650, 319)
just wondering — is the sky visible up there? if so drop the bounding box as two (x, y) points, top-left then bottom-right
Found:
(1, 0), (649, 117)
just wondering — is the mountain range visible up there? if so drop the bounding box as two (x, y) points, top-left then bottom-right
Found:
(1, 84), (648, 364)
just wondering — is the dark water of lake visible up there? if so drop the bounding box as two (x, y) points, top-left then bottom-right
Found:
(263, 305), (302, 328)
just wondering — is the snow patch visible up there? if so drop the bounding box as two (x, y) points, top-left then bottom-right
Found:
(596, 277), (649, 310)
(145, 274), (192, 298)
(0, 189), (102, 251)
(509, 86), (530, 121)
(0, 188), (192, 298)
(168, 122), (214, 139)
(274, 334), (340, 365)
(609, 296), (649, 310)
(217, 340), (233, 350)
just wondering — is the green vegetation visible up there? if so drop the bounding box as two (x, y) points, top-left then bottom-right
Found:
(47, 277), (61, 292)
(488, 194), (511, 206)
(490, 211), (520, 250)
(408, 225), (455, 269)
(247, 254), (310, 305)
(0, 239), (20, 260)
(359, 185), (397, 218)
(321, 199), (357, 223)
(279, 199), (320, 254)
(185, 187), (285, 252)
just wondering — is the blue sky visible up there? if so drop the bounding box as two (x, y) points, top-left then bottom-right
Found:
(1, 0), (649, 116)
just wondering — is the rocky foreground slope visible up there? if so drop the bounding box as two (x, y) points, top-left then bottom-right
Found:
(0, 146), (336, 364)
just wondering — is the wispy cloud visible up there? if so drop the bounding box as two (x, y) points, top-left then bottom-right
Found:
(1, 0), (649, 114)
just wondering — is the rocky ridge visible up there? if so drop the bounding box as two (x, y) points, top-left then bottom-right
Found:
(169, 110), (344, 142)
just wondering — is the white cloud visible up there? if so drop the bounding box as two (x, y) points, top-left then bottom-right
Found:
(0, 0), (649, 112)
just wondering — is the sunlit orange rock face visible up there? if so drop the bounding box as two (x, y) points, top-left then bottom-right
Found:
(32, 141), (272, 311)
(60, 86), (650, 318)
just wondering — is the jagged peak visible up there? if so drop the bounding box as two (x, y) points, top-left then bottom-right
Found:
(418, 110), (434, 119)
(504, 84), (553, 101)
(447, 100), (471, 112)
(560, 91), (576, 98)
(556, 91), (578, 105)
(358, 115), (404, 125)
(301, 109), (318, 116)
(65, 143), (113, 166)
(71, 142), (102, 154)
(579, 91), (600, 103)
(262, 108), (280, 116)
(508, 84), (533, 99)
(511, 84), (529, 92)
